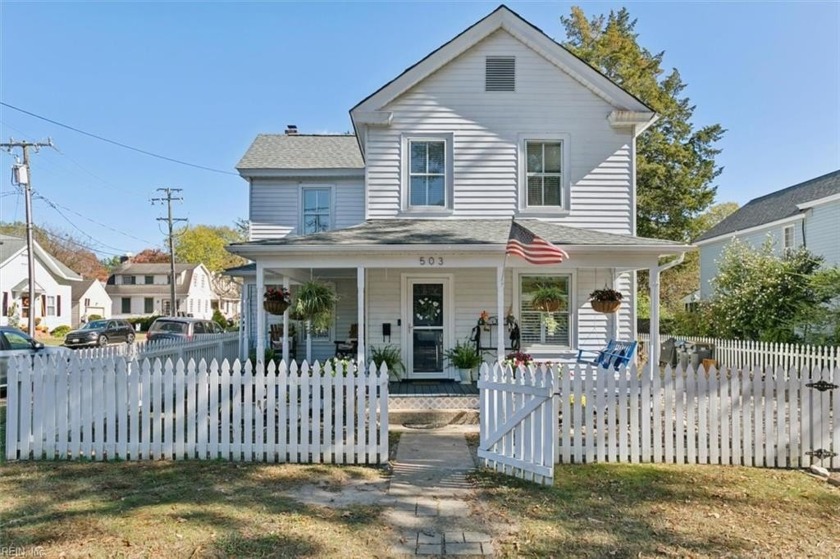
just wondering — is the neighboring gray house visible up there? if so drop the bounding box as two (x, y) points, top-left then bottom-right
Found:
(696, 170), (840, 299)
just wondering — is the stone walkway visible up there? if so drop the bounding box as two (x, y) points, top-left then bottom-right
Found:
(384, 427), (494, 557)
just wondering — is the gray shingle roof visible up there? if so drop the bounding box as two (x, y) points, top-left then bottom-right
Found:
(0, 233), (81, 280)
(71, 279), (99, 300)
(695, 170), (840, 242)
(237, 134), (364, 171)
(230, 219), (682, 248)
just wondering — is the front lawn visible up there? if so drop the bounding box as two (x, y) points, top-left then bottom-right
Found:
(472, 461), (840, 558)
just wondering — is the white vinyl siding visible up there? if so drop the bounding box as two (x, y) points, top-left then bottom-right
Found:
(249, 178), (364, 240)
(365, 30), (634, 233)
(804, 199), (840, 266)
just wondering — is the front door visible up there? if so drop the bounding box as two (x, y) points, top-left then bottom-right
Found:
(405, 277), (450, 379)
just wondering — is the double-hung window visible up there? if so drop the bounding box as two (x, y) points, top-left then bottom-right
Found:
(46, 296), (56, 316)
(409, 140), (446, 207)
(302, 187), (331, 234)
(519, 275), (571, 347)
(783, 225), (795, 251)
(525, 141), (564, 208)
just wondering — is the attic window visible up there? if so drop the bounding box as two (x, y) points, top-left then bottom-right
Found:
(486, 56), (515, 92)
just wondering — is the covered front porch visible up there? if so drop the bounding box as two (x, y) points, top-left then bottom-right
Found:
(227, 220), (687, 378)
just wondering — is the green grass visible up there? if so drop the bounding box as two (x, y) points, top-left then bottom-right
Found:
(471, 462), (840, 558)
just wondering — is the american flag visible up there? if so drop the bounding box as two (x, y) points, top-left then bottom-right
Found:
(505, 220), (569, 265)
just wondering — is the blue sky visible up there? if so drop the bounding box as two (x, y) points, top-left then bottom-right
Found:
(1, 1), (838, 259)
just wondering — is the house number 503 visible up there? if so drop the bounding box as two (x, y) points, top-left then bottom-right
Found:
(419, 256), (444, 266)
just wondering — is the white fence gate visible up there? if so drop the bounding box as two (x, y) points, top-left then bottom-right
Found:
(478, 363), (557, 485)
(5, 356), (389, 464)
(480, 362), (839, 484)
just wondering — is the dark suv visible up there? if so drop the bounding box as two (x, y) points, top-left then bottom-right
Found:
(64, 319), (136, 348)
(147, 317), (224, 343)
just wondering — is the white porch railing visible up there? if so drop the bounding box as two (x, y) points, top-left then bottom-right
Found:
(5, 356), (389, 464)
(639, 334), (839, 372)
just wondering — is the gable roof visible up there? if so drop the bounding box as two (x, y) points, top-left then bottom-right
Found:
(351, 5), (653, 126)
(71, 279), (102, 300)
(237, 134), (364, 172)
(0, 233), (81, 281)
(695, 170), (840, 243)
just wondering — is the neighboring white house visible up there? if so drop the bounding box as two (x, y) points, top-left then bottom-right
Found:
(696, 170), (840, 299)
(227, 6), (688, 377)
(105, 262), (216, 320)
(0, 233), (81, 330)
(71, 279), (112, 326)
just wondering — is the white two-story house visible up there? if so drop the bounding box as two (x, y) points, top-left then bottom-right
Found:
(696, 169), (840, 299)
(228, 6), (687, 377)
(105, 262), (216, 320)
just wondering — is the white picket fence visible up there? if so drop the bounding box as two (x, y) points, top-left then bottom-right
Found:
(5, 355), (389, 464)
(639, 333), (839, 372)
(73, 333), (240, 365)
(479, 362), (839, 484)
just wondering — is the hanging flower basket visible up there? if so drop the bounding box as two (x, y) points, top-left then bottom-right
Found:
(263, 299), (289, 315)
(591, 300), (621, 314)
(535, 300), (563, 313)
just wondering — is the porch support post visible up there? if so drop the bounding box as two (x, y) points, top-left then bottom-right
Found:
(357, 266), (366, 367)
(648, 265), (660, 374)
(239, 282), (248, 361)
(256, 262), (266, 365)
(282, 276), (290, 364)
(496, 265), (505, 361)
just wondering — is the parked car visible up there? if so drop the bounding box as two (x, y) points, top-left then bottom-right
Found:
(0, 326), (72, 394)
(63, 319), (135, 348)
(146, 317), (223, 343)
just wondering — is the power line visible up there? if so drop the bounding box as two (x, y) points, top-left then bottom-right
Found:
(1, 101), (238, 176)
(33, 193), (155, 245)
(34, 193), (139, 254)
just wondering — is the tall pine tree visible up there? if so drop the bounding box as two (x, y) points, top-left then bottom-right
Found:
(561, 7), (725, 242)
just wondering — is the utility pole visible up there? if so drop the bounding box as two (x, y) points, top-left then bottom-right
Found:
(151, 188), (186, 316)
(1, 138), (53, 337)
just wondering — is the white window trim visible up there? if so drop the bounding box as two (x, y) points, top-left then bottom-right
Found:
(783, 224), (795, 251)
(298, 184), (335, 235)
(400, 133), (454, 214)
(514, 269), (576, 351)
(517, 133), (571, 215)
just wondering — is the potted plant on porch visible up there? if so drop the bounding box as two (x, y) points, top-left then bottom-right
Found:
(444, 339), (483, 384)
(530, 282), (566, 335)
(370, 345), (404, 381)
(589, 287), (623, 314)
(263, 286), (292, 315)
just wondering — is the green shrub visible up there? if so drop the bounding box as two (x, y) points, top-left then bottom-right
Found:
(87, 314), (103, 321)
(51, 325), (72, 338)
(212, 309), (227, 329)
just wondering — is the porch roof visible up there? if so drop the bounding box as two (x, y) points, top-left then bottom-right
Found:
(228, 219), (688, 254)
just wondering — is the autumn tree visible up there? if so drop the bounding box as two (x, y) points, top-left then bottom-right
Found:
(561, 6), (725, 242)
(0, 221), (108, 280)
(174, 224), (246, 273)
(131, 248), (171, 263)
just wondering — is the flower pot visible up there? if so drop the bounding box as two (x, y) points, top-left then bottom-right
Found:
(263, 300), (289, 315)
(591, 300), (621, 314)
(535, 300), (562, 313)
(458, 368), (472, 384)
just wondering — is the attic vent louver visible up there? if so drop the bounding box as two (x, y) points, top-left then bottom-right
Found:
(486, 56), (515, 92)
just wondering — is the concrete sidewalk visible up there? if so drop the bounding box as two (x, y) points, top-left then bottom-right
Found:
(385, 427), (494, 557)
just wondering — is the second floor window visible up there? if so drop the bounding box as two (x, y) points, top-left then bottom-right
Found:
(303, 187), (331, 234)
(526, 141), (563, 207)
(144, 275), (154, 285)
(409, 140), (446, 207)
(783, 225), (795, 251)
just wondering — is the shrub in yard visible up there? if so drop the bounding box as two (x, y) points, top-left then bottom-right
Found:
(87, 314), (103, 321)
(212, 309), (227, 329)
(50, 325), (72, 338)
(127, 315), (160, 332)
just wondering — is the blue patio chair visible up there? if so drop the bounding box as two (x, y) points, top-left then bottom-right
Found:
(576, 340), (637, 370)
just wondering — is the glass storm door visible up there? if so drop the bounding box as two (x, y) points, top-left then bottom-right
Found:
(408, 280), (447, 377)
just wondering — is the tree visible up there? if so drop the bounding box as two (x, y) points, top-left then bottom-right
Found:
(0, 221), (109, 280)
(174, 224), (246, 273)
(561, 7), (725, 242)
(707, 239), (840, 343)
(131, 248), (171, 263)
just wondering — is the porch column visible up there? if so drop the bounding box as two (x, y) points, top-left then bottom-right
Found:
(649, 265), (660, 374)
(256, 262), (265, 365)
(282, 276), (290, 364)
(239, 283), (248, 361)
(496, 265), (505, 361)
(357, 266), (366, 367)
